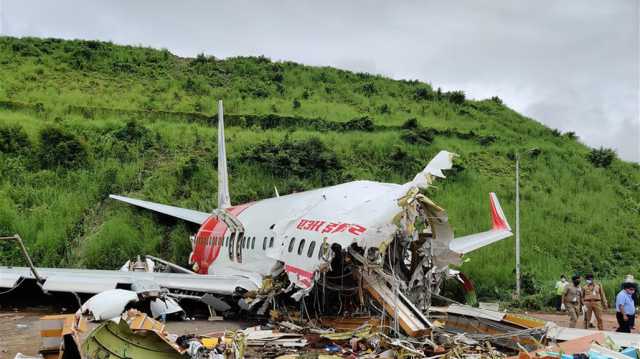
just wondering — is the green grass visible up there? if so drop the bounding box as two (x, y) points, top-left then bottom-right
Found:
(0, 36), (638, 302)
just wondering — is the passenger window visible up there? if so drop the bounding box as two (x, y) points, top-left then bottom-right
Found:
(236, 232), (244, 263)
(298, 239), (306, 255)
(288, 237), (296, 253)
(262, 237), (267, 250)
(269, 237), (274, 248)
(251, 237), (255, 249)
(307, 241), (316, 258)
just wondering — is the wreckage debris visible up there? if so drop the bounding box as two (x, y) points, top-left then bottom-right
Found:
(21, 302), (640, 359)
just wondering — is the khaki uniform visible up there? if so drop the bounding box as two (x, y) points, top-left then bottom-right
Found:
(563, 284), (583, 328)
(582, 282), (607, 330)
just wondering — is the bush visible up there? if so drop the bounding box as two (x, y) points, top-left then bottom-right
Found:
(0, 125), (31, 154)
(401, 118), (419, 130)
(446, 91), (466, 105)
(564, 131), (578, 140)
(587, 147), (616, 168)
(414, 87), (433, 101)
(360, 82), (377, 96)
(292, 98), (301, 109)
(490, 96), (503, 105)
(112, 120), (152, 147)
(477, 135), (497, 146)
(379, 104), (390, 114)
(242, 137), (342, 184)
(38, 126), (87, 168)
(401, 128), (435, 145)
(342, 117), (374, 132)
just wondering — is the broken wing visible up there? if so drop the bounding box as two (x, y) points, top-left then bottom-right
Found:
(0, 266), (261, 295)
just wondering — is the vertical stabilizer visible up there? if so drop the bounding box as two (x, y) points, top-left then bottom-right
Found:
(217, 100), (231, 209)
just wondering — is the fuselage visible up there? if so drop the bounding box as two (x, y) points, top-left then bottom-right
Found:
(190, 180), (408, 287)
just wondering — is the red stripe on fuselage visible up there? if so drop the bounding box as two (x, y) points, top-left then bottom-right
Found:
(193, 203), (253, 274)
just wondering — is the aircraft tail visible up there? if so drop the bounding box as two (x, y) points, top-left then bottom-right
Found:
(448, 193), (513, 254)
(217, 100), (231, 209)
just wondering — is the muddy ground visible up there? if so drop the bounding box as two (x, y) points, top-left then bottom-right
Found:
(0, 307), (247, 359)
(1, 308), (637, 358)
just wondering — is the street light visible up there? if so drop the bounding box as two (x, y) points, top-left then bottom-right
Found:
(515, 148), (538, 299)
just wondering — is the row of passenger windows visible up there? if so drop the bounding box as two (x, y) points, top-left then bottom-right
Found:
(198, 235), (276, 250)
(287, 237), (322, 259)
(197, 235), (324, 259)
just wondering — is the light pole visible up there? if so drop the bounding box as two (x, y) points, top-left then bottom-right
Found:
(515, 152), (521, 299)
(515, 148), (537, 299)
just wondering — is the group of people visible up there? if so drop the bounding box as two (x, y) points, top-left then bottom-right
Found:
(554, 274), (637, 333)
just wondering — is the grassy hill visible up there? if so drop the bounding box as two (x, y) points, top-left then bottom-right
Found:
(0, 36), (638, 304)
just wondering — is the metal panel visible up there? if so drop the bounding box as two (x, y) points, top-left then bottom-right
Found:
(43, 275), (119, 294)
(0, 272), (23, 288)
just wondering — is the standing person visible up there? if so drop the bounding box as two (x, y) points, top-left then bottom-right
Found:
(615, 283), (636, 333)
(555, 275), (568, 311)
(622, 275), (637, 330)
(622, 275), (637, 306)
(562, 275), (583, 328)
(582, 273), (607, 330)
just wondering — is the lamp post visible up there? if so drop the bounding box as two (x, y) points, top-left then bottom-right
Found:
(515, 152), (521, 299)
(514, 148), (538, 299)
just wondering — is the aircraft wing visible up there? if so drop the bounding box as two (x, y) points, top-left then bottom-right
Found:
(109, 195), (210, 224)
(0, 266), (261, 295)
(448, 192), (513, 254)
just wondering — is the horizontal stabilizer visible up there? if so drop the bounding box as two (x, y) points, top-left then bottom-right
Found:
(109, 195), (210, 224)
(449, 192), (513, 254)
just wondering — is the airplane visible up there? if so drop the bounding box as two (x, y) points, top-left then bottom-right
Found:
(0, 100), (512, 316)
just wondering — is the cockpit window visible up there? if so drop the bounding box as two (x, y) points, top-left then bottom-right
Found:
(288, 237), (296, 253)
(297, 239), (306, 255)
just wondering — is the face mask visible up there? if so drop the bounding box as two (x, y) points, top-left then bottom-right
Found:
(586, 279), (593, 284)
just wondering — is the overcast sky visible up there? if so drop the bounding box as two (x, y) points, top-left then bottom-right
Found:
(2, 1), (638, 161)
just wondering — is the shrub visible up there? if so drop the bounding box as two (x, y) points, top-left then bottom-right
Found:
(0, 125), (31, 154)
(242, 137), (342, 184)
(292, 98), (301, 109)
(587, 147), (616, 168)
(564, 131), (578, 140)
(401, 118), (419, 130)
(342, 117), (374, 132)
(447, 91), (465, 105)
(401, 128), (435, 145)
(379, 103), (390, 114)
(112, 120), (151, 144)
(360, 82), (377, 96)
(414, 87), (433, 101)
(490, 96), (503, 105)
(477, 135), (497, 146)
(38, 126), (87, 168)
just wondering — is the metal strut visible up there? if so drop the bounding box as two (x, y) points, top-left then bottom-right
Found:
(0, 234), (43, 283)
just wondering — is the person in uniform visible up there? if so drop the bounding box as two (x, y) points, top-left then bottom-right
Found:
(562, 275), (583, 328)
(582, 273), (607, 330)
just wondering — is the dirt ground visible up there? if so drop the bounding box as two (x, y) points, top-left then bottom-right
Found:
(1, 309), (637, 358)
(529, 310), (637, 333)
(0, 308), (247, 359)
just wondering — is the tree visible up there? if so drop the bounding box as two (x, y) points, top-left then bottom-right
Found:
(587, 147), (616, 168)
